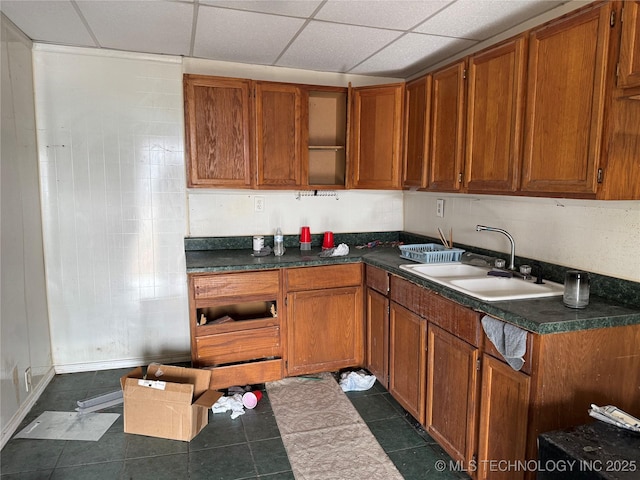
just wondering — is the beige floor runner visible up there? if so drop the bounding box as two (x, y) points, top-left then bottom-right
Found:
(267, 372), (404, 480)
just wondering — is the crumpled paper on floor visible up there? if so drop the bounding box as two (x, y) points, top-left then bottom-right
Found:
(211, 393), (245, 419)
(339, 370), (376, 392)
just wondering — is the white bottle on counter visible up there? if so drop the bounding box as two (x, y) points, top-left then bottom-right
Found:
(274, 227), (285, 256)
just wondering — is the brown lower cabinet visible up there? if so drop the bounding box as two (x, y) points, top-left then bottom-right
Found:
(364, 266), (640, 480)
(477, 354), (530, 480)
(426, 324), (479, 469)
(389, 302), (426, 423)
(285, 264), (364, 376)
(189, 263), (640, 480)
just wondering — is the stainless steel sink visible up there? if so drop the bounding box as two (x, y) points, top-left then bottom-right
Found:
(400, 262), (564, 302)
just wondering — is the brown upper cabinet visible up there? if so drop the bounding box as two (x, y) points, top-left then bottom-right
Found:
(464, 36), (527, 193)
(349, 83), (404, 189)
(427, 60), (466, 192)
(402, 76), (431, 188)
(184, 75), (253, 188)
(255, 81), (302, 187)
(521, 2), (614, 197)
(302, 86), (349, 188)
(184, 75), (350, 189)
(617, 0), (640, 89)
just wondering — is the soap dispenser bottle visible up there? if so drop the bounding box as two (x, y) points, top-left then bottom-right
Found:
(274, 227), (285, 256)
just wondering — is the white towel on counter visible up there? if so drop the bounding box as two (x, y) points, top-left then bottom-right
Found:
(481, 315), (527, 371)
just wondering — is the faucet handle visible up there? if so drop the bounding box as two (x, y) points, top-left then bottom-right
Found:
(531, 262), (544, 284)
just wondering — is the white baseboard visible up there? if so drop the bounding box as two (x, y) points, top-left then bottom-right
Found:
(53, 354), (192, 374)
(1, 366), (55, 450)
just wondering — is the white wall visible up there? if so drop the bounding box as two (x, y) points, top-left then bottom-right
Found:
(1, 15), (53, 445)
(32, 46), (404, 373)
(189, 190), (403, 237)
(33, 46), (190, 372)
(404, 192), (640, 282)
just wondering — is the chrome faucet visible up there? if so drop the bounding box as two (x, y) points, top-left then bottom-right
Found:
(476, 225), (516, 271)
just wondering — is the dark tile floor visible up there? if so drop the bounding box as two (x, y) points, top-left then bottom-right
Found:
(1, 368), (470, 479)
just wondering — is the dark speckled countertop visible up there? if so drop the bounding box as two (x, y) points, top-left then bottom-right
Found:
(185, 232), (640, 335)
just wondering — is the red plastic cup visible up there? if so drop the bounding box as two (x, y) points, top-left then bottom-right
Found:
(242, 390), (263, 409)
(322, 231), (334, 249)
(300, 226), (311, 243)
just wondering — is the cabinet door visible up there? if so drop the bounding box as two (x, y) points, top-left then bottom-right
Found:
(366, 288), (389, 388)
(428, 60), (466, 191)
(465, 36), (526, 193)
(521, 3), (614, 196)
(618, 1), (640, 88)
(255, 82), (302, 187)
(350, 84), (404, 189)
(389, 302), (427, 423)
(287, 286), (363, 376)
(426, 324), (479, 466)
(184, 75), (252, 188)
(403, 76), (431, 188)
(477, 354), (531, 480)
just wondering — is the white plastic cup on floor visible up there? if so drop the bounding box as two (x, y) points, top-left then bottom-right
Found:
(242, 391), (263, 409)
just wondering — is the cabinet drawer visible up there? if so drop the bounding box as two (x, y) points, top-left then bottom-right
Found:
(427, 295), (481, 347)
(366, 265), (389, 294)
(390, 275), (434, 318)
(195, 326), (280, 365)
(286, 263), (362, 291)
(191, 270), (280, 302)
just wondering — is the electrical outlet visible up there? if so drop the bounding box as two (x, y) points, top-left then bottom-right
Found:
(254, 196), (264, 212)
(436, 199), (445, 218)
(25, 367), (32, 393)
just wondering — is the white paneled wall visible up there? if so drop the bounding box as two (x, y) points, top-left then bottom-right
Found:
(404, 192), (640, 282)
(2, 15), (54, 447)
(34, 46), (189, 371)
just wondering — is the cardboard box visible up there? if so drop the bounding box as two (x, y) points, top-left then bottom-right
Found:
(120, 364), (222, 441)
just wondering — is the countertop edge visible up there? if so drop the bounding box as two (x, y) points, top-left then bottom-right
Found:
(185, 248), (640, 335)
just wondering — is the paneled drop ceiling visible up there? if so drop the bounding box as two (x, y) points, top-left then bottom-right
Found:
(1, 0), (571, 78)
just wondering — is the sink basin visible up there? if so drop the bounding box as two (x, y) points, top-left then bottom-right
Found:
(401, 263), (490, 278)
(400, 262), (564, 301)
(448, 277), (564, 301)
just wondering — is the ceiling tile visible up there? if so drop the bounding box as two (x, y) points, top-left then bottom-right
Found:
(200, 0), (323, 17)
(315, 0), (453, 30)
(0, 0), (96, 46)
(277, 20), (402, 73)
(350, 33), (476, 77)
(194, 6), (306, 65)
(415, 0), (567, 41)
(76, 1), (193, 55)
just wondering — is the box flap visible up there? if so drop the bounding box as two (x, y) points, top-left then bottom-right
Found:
(123, 377), (194, 405)
(194, 389), (223, 408)
(147, 364), (211, 398)
(120, 366), (144, 390)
